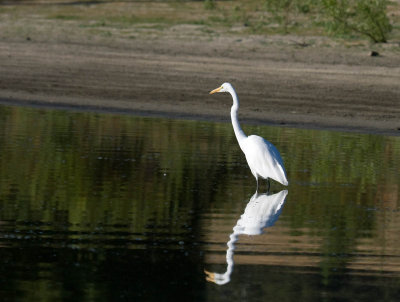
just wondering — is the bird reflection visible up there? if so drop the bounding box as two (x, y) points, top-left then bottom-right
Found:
(204, 190), (288, 285)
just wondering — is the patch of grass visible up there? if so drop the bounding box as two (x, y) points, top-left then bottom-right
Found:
(78, 20), (107, 28)
(1, 0), (398, 45)
(200, 27), (215, 34)
(100, 30), (112, 37)
(207, 15), (225, 23)
(204, 0), (216, 10)
(189, 19), (206, 25)
(110, 16), (172, 26)
(52, 14), (81, 21)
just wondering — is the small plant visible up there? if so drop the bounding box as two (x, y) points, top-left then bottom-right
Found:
(264, 0), (296, 33)
(263, 0), (392, 42)
(264, 0), (319, 33)
(321, 0), (392, 43)
(204, 0), (216, 10)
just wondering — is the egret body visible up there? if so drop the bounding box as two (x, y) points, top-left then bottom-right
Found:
(210, 82), (288, 189)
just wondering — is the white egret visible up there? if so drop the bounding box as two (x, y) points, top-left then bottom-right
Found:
(210, 82), (288, 190)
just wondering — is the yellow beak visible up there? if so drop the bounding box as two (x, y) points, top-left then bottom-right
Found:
(204, 270), (216, 283)
(209, 86), (222, 94)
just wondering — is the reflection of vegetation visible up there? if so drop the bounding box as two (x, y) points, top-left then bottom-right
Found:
(0, 105), (400, 299)
(0, 105), (399, 234)
(0, 105), (245, 236)
(246, 124), (400, 289)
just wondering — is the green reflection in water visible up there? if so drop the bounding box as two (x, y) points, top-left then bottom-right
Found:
(0, 105), (240, 235)
(0, 104), (399, 301)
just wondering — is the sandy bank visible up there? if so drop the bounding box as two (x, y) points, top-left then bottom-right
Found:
(0, 37), (399, 136)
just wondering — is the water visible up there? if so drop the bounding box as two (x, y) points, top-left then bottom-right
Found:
(0, 104), (399, 301)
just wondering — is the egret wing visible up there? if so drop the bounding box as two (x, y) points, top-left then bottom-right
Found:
(243, 135), (288, 185)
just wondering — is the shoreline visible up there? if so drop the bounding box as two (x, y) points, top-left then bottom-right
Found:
(1, 96), (399, 137)
(0, 39), (399, 137)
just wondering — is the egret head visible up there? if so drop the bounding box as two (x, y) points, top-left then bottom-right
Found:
(209, 82), (233, 94)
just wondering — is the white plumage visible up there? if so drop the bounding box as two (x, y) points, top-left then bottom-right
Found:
(242, 135), (288, 186)
(210, 82), (288, 189)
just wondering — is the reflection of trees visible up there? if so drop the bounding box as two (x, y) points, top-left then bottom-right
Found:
(0, 105), (242, 301)
(1, 106), (399, 231)
(0, 106), (242, 232)
(0, 105), (400, 297)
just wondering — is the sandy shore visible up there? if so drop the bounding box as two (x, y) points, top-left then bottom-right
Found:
(0, 36), (399, 135)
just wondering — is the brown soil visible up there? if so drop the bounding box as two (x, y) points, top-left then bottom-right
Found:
(0, 34), (399, 135)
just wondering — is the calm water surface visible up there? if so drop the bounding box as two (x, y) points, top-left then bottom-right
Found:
(0, 105), (400, 301)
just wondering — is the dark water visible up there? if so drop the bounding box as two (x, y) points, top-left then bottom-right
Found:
(0, 105), (399, 301)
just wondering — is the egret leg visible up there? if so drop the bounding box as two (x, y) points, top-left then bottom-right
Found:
(256, 177), (259, 193)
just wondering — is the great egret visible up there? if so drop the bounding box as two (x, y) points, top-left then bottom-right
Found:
(210, 83), (288, 190)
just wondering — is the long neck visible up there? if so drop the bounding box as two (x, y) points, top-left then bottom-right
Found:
(229, 89), (247, 145)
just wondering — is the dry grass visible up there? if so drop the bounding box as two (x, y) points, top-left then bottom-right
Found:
(0, 0), (398, 46)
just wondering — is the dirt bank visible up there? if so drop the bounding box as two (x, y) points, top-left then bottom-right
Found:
(0, 35), (399, 135)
